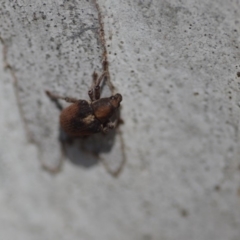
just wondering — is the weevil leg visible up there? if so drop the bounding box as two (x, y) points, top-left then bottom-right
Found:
(88, 72), (98, 101)
(92, 71), (98, 83)
(100, 125), (108, 134)
(106, 120), (118, 129)
(46, 90), (78, 103)
(88, 89), (94, 101)
(94, 72), (107, 100)
(100, 128), (126, 178)
(100, 119), (118, 134)
(88, 71), (106, 101)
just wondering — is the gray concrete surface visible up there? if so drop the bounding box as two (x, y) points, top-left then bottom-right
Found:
(1, 0), (240, 240)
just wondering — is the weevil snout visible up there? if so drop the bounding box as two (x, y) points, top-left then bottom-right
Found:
(110, 93), (122, 108)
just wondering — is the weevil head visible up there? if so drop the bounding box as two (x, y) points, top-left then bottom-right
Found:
(109, 93), (122, 108)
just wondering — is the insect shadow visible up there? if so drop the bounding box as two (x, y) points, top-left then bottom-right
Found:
(59, 110), (120, 169)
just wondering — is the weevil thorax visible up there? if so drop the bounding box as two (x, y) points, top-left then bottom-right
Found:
(92, 93), (122, 123)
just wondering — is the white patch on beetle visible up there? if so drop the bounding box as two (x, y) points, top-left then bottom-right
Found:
(83, 114), (95, 125)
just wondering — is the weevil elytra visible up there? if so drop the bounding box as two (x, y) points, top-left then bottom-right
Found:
(46, 72), (122, 137)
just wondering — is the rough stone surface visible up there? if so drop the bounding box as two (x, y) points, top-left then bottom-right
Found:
(1, 0), (240, 240)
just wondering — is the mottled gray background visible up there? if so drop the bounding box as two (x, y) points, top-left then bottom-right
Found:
(0, 0), (240, 240)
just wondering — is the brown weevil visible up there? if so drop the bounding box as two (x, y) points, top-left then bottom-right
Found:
(46, 72), (122, 137)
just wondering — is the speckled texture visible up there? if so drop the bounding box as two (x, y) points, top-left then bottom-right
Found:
(1, 0), (240, 240)
(0, 0), (110, 170)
